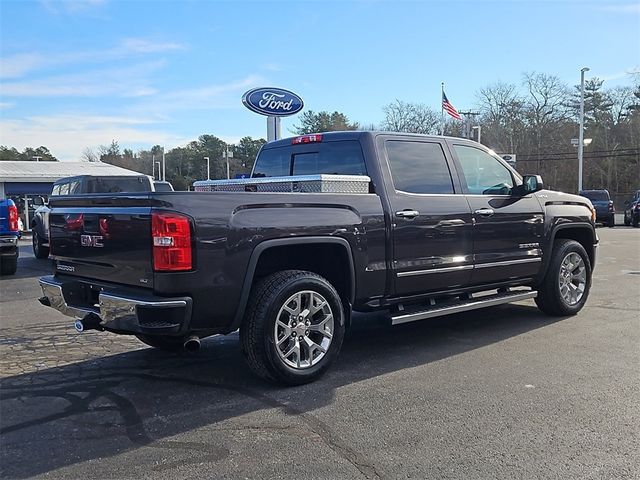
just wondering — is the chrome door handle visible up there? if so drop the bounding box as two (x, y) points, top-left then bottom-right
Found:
(395, 210), (420, 218)
(474, 208), (495, 217)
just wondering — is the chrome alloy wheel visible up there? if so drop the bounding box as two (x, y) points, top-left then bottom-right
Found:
(273, 290), (334, 369)
(558, 252), (587, 306)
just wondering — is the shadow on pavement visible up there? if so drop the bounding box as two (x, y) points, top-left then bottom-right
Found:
(1, 303), (559, 478)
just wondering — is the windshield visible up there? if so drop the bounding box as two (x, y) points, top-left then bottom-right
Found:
(581, 191), (609, 201)
(85, 177), (150, 193)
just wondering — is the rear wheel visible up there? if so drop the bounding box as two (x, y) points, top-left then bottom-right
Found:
(240, 270), (345, 385)
(535, 239), (591, 316)
(135, 334), (185, 352)
(608, 215), (615, 228)
(624, 213), (631, 226)
(32, 231), (49, 259)
(633, 214), (640, 228)
(0, 255), (17, 275)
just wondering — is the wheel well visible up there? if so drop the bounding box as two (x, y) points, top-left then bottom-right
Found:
(554, 227), (595, 266)
(253, 243), (354, 307)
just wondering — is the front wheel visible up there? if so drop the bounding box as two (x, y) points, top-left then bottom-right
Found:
(535, 239), (592, 316)
(633, 214), (640, 228)
(32, 231), (49, 259)
(240, 270), (345, 385)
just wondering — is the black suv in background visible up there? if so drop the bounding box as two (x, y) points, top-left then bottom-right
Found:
(623, 190), (640, 227)
(579, 190), (615, 227)
(31, 175), (154, 258)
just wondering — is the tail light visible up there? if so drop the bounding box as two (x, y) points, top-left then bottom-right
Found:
(8, 204), (19, 231)
(65, 213), (84, 231)
(292, 134), (322, 145)
(608, 201), (614, 212)
(151, 211), (192, 271)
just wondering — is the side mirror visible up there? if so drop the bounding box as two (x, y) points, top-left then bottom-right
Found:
(522, 175), (544, 194)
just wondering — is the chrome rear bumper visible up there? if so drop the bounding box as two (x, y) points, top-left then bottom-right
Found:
(38, 275), (191, 334)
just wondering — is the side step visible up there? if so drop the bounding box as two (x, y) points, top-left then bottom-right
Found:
(391, 290), (538, 325)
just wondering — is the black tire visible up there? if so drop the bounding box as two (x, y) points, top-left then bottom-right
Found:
(135, 334), (185, 352)
(624, 214), (631, 226)
(535, 239), (592, 316)
(32, 231), (50, 259)
(0, 255), (18, 275)
(633, 214), (639, 228)
(240, 270), (345, 385)
(608, 216), (615, 228)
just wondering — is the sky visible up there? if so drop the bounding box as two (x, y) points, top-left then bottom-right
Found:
(1, 0), (639, 161)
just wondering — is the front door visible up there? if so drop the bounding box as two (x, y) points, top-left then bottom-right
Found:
(450, 143), (544, 285)
(380, 137), (474, 296)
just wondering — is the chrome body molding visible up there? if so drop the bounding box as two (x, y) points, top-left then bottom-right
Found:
(474, 257), (542, 269)
(397, 265), (473, 277)
(396, 257), (541, 277)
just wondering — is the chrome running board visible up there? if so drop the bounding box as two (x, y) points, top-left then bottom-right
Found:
(391, 290), (538, 325)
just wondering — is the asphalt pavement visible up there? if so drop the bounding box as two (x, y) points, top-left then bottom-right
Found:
(1, 228), (639, 479)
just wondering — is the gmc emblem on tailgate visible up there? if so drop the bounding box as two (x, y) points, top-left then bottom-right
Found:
(80, 234), (104, 248)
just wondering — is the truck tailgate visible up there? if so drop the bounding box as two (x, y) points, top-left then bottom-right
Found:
(49, 206), (154, 288)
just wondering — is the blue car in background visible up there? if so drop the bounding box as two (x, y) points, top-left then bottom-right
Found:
(579, 189), (615, 228)
(0, 198), (21, 275)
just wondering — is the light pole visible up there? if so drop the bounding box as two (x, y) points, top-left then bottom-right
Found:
(578, 66), (589, 192)
(203, 156), (210, 180)
(155, 161), (161, 180)
(162, 148), (166, 182)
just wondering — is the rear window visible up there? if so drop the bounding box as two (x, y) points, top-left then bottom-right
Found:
(252, 140), (367, 177)
(85, 177), (150, 193)
(581, 191), (609, 201)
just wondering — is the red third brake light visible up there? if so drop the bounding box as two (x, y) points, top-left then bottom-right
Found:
(292, 134), (323, 145)
(151, 211), (192, 271)
(8, 203), (18, 231)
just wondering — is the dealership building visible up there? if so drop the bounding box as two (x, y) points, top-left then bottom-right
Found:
(0, 161), (141, 230)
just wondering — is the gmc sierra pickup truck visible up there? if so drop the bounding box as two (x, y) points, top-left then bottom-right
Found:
(38, 132), (598, 384)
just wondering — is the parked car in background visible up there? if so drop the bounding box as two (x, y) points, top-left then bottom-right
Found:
(0, 198), (21, 275)
(579, 189), (615, 227)
(31, 174), (154, 258)
(153, 181), (174, 192)
(623, 190), (640, 227)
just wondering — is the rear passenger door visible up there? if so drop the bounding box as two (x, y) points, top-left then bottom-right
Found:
(450, 143), (544, 285)
(379, 136), (474, 296)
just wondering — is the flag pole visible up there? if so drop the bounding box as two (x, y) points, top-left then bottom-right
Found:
(441, 82), (445, 135)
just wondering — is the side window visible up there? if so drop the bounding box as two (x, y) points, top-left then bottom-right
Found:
(385, 141), (454, 194)
(68, 180), (81, 194)
(453, 145), (514, 195)
(59, 182), (70, 195)
(51, 185), (60, 195)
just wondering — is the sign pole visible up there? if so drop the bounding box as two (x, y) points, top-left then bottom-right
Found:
(266, 116), (281, 142)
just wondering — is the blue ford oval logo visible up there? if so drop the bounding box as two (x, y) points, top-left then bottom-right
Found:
(242, 87), (304, 117)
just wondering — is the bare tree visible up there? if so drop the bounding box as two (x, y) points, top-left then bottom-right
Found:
(382, 100), (439, 134)
(81, 147), (100, 162)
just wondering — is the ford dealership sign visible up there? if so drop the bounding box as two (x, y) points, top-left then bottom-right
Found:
(242, 87), (304, 117)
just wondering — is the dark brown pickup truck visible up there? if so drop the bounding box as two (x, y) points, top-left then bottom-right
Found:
(39, 131), (598, 384)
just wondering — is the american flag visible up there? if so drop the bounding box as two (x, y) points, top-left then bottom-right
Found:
(442, 91), (462, 120)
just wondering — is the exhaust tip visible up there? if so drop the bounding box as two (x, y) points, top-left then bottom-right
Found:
(74, 320), (84, 333)
(183, 335), (201, 353)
